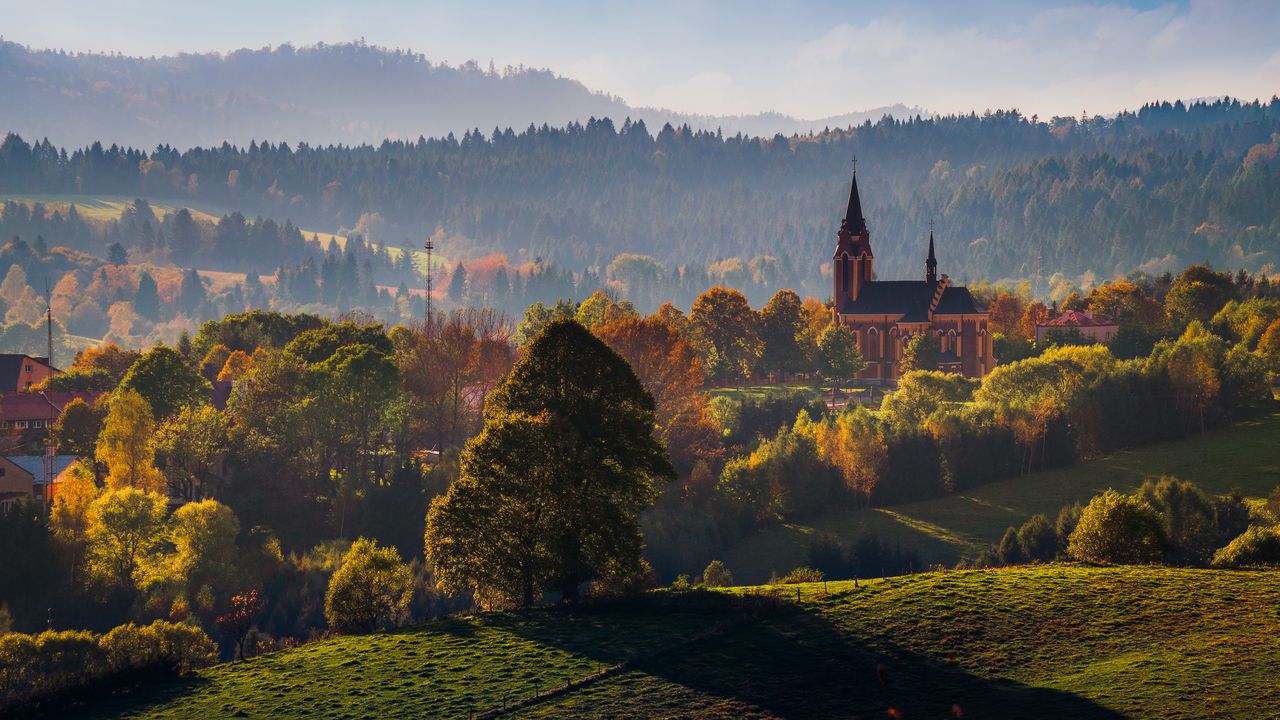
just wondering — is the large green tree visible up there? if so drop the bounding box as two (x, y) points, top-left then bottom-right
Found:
(426, 319), (674, 603)
(758, 289), (808, 378)
(119, 346), (210, 419)
(689, 286), (761, 382)
(816, 324), (865, 401)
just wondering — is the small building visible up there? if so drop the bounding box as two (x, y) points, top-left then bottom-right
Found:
(0, 454), (80, 508)
(0, 391), (103, 451)
(1035, 310), (1119, 345)
(0, 354), (57, 392)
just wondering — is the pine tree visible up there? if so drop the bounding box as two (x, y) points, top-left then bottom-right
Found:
(448, 263), (468, 303)
(134, 271), (160, 321)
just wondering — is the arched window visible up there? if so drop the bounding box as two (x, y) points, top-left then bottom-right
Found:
(867, 326), (880, 360)
(946, 329), (957, 354)
(840, 253), (850, 296)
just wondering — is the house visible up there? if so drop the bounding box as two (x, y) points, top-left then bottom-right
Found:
(0, 354), (57, 392)
(0, 391), (103, 451)
(1035, 309), (1119, 345)
(0, 454), (80, 508)
(832, 170), (995, 381)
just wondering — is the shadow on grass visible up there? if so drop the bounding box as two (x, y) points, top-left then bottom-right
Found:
(37, 673), (213, 720)
(523, 598), (1127, 719)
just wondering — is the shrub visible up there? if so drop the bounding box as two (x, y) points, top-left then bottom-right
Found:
(996, 527), (1023, 565)
(1067, 490), (1167, 564)
(0, 620), (214, 712)
(1212, 526), (1280, 567)
(701, 560), (734, 588)
(1137, 477), (1218, 564)
(775, 566), (824, 584)
(324, 538), (414, 633)
(1055, 502), (1083, 553)
(1016, 514), (1058, 562)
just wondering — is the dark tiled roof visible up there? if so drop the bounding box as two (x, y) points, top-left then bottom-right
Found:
(842, 281), (933, 314)
(840, 281), (984, 317)
(933, 286), (983, 315)
(0, 355), (25, 391)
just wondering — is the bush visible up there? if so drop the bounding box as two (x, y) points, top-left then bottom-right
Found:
(774, 566), (824, 584)
(1067, 490), (1167, 564)
(1137, 476), (1218, 564)
(1212, 526), (1280, 567)
(0, 620), (214, 712)
(324, 538), (414, 633)
(996, 527), (1023, 565)
(701, 560), (734, 588)
(1055, 503), (1083, 553)
(1016, 514), (1058, 561)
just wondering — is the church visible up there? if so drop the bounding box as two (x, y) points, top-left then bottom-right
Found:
(832, 170), (995, 381)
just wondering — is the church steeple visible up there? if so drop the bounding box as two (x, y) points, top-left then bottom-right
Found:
(834, 162), (874, 311)
(926, 222), (938, 284)
(840, 163), (867, 237)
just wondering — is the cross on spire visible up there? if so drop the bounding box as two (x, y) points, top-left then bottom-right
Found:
(851, 156), (858, 173)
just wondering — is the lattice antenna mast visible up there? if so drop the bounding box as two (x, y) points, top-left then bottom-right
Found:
(424, 238), (434, 336)
(44, 277), (52, 367)
(43, 277), (54, 512)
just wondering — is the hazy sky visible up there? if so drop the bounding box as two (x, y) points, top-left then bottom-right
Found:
(4, 0), (1278, 118)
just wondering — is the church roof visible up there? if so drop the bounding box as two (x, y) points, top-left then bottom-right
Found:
(839, 280), (983, 317)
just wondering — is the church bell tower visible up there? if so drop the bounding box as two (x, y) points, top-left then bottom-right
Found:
(833, 166), (873, 311)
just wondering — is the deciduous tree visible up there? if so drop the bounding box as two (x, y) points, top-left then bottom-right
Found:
(96, 389), (165, 493)
(324, 538), (413, 633)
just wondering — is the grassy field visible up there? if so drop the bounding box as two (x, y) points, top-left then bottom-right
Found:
(69, 565), (1280, 719)
(723, 411), (1280, 582)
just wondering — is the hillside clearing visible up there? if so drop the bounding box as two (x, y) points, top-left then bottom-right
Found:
(723, 411), (1280, 582)
(0, 193), (450, 271)
(67, 565), (1280, 719)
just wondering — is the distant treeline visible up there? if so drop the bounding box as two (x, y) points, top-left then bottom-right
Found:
(1, 96), (1278, 295)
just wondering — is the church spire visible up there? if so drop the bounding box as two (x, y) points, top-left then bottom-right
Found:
(926, 220), (938, 284)
(840, 159), (866, 236)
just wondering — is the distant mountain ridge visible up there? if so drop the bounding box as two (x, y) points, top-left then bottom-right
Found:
(0, 40), (922, 148)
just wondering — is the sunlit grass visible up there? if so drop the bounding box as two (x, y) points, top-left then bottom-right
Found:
(724, 411), (1280, 582)
(82, 565), (1279, 719)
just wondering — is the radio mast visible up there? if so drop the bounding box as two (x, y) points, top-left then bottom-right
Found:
(424, 238), (434, 336)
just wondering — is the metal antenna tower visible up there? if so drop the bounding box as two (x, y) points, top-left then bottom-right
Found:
(424, 238), (434, 335)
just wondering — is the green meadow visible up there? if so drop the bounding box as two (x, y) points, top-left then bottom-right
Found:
(70, 565), (1280, 719)
(723, 411), (1280, 582)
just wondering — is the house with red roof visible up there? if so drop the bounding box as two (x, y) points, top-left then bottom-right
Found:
(0, 391), (103, 452)
(1034, 309), (1119, 345)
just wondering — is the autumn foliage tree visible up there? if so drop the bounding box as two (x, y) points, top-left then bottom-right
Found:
(96, 389), (166, 493)
(594, 313), (720, 472)
(216, 590), (264, 660)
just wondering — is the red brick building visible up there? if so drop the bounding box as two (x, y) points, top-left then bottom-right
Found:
(832, 171), (995, 381)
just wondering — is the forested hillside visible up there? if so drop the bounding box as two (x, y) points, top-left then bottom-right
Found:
(0, 41), (912, 149)
(1, 96), (1277, 303)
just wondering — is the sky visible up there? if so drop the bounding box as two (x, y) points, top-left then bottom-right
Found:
(3, 0), (1278, 119)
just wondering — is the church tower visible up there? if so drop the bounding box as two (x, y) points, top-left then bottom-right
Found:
(926, 228), (938, 284)
(833, 168), (873, 310)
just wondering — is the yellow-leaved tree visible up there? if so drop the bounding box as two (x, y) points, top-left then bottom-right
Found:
(96, 389), (166, 493)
